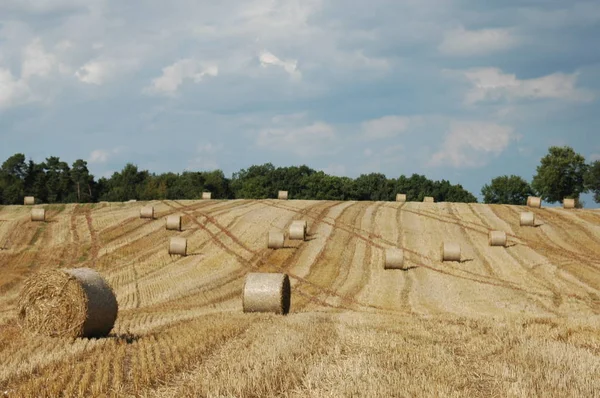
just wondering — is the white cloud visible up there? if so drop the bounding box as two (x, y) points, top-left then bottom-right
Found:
(21, 38), (57, 79)
(0, 68), (30, 108)
(321, 164), (347, 177)
(438, 25), (518, 56)
(75, 57), (139, 85)
(259, 50), (301, 80)
(187, 142), (224, 171)
(429, 121), (519, 168)
(145, 59), (218, 95)
(457, 67), (595, 104)
(88, 147), (125, 164)
(361, 115), (411, 140)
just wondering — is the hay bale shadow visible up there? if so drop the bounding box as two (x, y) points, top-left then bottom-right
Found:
(111, 332), (140, 344)
(305, 236), (318, 242)
(459, 258), (474, 264)
(402, 266), (419, 271)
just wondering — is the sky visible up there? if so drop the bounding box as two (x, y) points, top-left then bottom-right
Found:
(1, 0), (599, 207)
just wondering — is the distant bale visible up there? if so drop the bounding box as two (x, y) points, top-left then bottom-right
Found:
(127, 199), (137, 203)
(278, 191), (289, 200)
(166, 215), (182, 231)
(31, 209), (46, 222)
(292, 220), (308, 234)
(384, 248), (405, 270)
(140, 206), (154, 219)
(242, 272), (291, 315)
(423, 196), (435, 203)
(527, 196), (542, 208)
(488, 231), (507, 247)
(396, 194), (406, 202)
(520, 212), (535, 227)
(288, 223), (305, 241)
(202, 192), (212, 200)
(169, 237), (187, 256)
(267, 231), (285, 249)
(17, 268), (118, 338)
(563, 198), (576, 209)
(441, 242), (461, 262)
(24, 196), (35, 205)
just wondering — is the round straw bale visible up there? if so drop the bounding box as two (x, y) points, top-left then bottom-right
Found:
(288, 223), (305, 241)
(169, 237), (187, 256)
(520, 212), (535, 227)
(127, 199), (137, 203)
(31, 208), (46, 222)
(441, 242), (461, 262)
(563, 198), (576, 209)
(17, 268), (118, 338)
(292, 219), (308, 234)
(278, 190), (289, 200)
(267, 231), (285, 249)
(423, 196), (435, 203)
(527, 196), (541, 208)
(384, 248), (405, 269)
(488, 231), (507, 247)
(202, 192), (212, 200)
(140, 206), (154, 219)
(24, 196), (35, 205)
(396, 194), (406, 202)
(166, 215), (182, 231)
(242, 272), (291, 315)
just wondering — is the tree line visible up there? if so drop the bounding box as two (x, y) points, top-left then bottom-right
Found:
(0, 146), (598, 206)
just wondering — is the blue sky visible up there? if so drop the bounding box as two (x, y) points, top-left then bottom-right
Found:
(1, 0), (599, 206)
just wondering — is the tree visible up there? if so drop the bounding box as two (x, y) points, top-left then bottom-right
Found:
(70, 159), (94, 202)
(481, 175), (534, 205)
(584, 160), (600, 203)
(531, 146), (588, 203)
(0, 153), (27, 204)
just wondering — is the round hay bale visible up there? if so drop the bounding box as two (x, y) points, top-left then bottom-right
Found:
(169, 237), (187, 256)
(202, 192), (212, 200)
(563, 198), (576, 209)
(396, 194), (406, 202)
(140, 206), (154, 219)
(278, 190), (289, 200)
(166, 215), (182, 231)
(423, 196), (435, 203)
(242, 272), (291, 315)
(17, 268), (118, 338)
(527, 196), (541, 208)
(520, 212), (535, 227)
(441, 242), (461, 262)
(288, 223), (305, 241)
(267, 231), (285, 249)
(127, 199), (137, 203)
(384, 248), (405, 269)
(292, 219), (307, 230)
(24, 196), (35, 205)
(488, 231), (507, 247)
(31, 208), (46, 222)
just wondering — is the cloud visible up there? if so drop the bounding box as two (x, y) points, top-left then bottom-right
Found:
(75, 57), (139, 85)
(187, 142), (223, 170)
(360, 115), (411, 140)
(0, 68), (30, 108)
(88, 147), (125, 164)
(321, 163), (347, 177)
(456, 67), (596, 104)
(145, 59), (218, 95)
(259, 50), (301, 80)
(21, 38), (57, 79)
(429, 121), (519, 168)
(438, 25), (519, 56)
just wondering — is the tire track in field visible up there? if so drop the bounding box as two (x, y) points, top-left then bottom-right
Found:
(395, 202), (414, 313)
(68, 204), (81, 267)
(84, 206), (99, 268)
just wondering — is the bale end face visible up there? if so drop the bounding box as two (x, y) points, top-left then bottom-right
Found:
(24, 196), (35, 205)
(441, 242), (461, 262)
(527, 196), (542, 208)
(488, 231), (507, 247)
(423, 196), (435, 203)
(202, 192), (212, 200)
(166, 215), (182, 231)
(31, 208), (46, 222)
(563, 198), (576, 209)
(384, 248), (405, 269)
(242, 272), (291, 315)
(278, 191), (289, 200)
(395, 194), (406, 202)
(520, 212), (535, 227)
(169, 237), (187, 256)
(267, 231), (285, 249)
(140, 206), (154, 219)
(288, 224), (305, 241)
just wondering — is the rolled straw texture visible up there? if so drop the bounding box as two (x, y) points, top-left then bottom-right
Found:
(527, 196), (542, 208)
(140, 206), (154, 219)
(31, 209), (45, 222)
(488, 231), (507, 247)
(288, 224), (305, 241)
(242, 272), (291, 315)
(395, 194), (406, 202)
(278, 190), (289, 200)
(17, 268), (118, 338)
(267, 231), (285, 249)
(202, 192), (212, 200)
(441, 242), (461, 262)
(563, 198), (576, 209)
(423, 196), (435, 203)
(520, 212), (535, 226)
(24, 196), (35, 205)
(169, 237), (187, 256)
(384, 248), (405, 269)
(166, 215), (182, 231)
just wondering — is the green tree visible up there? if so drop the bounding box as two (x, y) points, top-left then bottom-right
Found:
(481, 175), (534, 205)
(584, 160), (600, 203)
(0, 153), (27, 204)
(70, 159), (94, 202)
(531, 146), (588, 203)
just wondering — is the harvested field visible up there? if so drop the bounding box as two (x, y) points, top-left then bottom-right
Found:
(0, 200), (599, 397)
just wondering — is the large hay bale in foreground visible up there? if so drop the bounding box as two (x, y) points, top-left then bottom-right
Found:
(384, 248), (405, 269)
(441, 242), (461, 262)
(140, 206), (154, 219)
(488, 231), (507, 247)
(278, 190), (288, 200)
(396, 194), (406, 202)
(563, 198), (576, 209)
(242, 272), (291, 315)
(24, 196), (35, 205)
(520, 212), (535, 227)
(31, 209), (46, 222)
(527, 196), (541, 208)
(202, 192), (212, 200)
(267, 231), (285, 249)
(423, 196), (435, 203)
(17, 268), (118, 338)
(288, 223), (305, 241)
(166, 215), (182, 231)
(169, 237), (187, 256)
